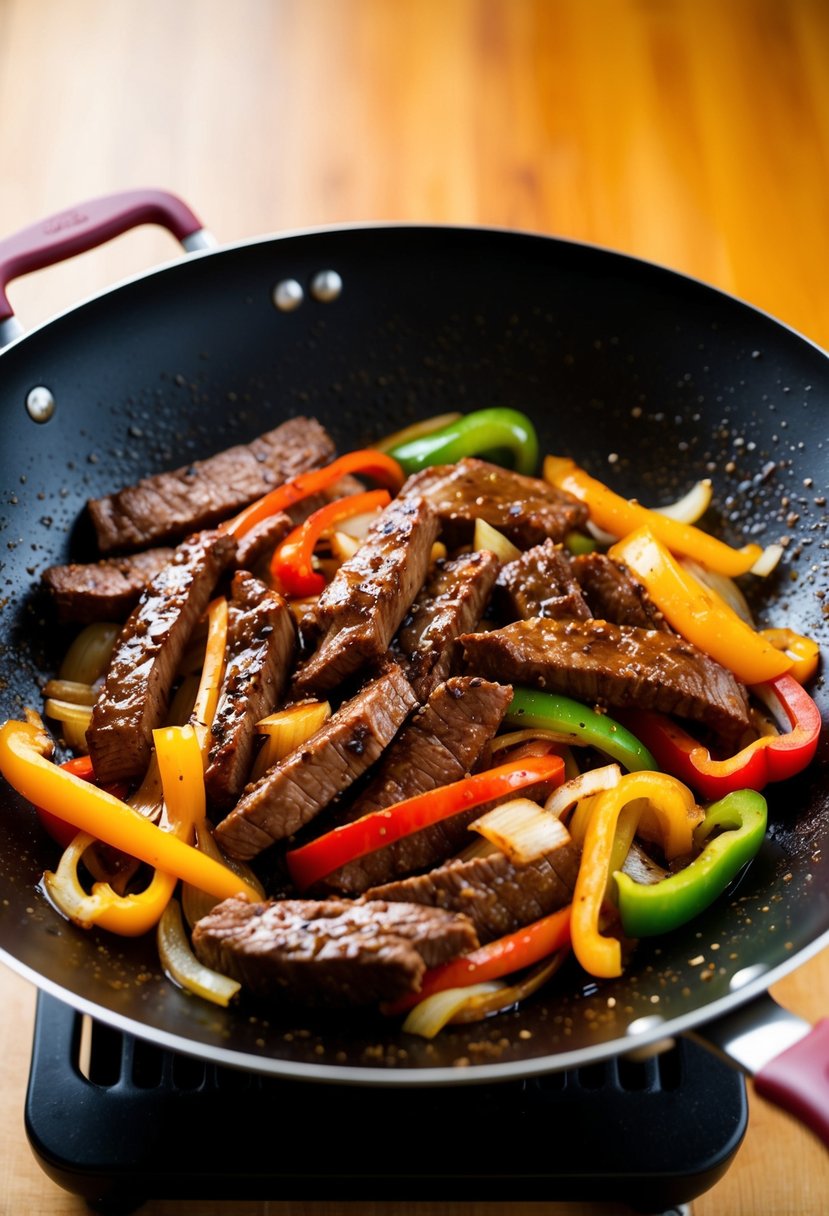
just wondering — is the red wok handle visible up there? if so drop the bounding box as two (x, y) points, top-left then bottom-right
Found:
(0, 188), (211, 323)
(754, 1018), (829, 1146)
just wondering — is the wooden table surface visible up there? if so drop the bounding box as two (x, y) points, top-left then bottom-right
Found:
(1, 1), (828, 1212)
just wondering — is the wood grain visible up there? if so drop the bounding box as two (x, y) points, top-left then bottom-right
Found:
(1, 1), (828, 1212)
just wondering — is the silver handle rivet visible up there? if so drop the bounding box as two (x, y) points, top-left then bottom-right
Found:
(310, 269), (343, 302)
(272, 279), (304, 312)
(26, 385), (56, 423)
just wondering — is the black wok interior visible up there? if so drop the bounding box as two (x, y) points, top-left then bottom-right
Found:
(0, 226), (827, 1080)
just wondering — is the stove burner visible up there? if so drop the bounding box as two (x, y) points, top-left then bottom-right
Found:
(25, 992), (746, 1213)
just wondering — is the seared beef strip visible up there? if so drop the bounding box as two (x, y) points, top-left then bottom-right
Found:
(461, 617), (751, 746)
(400, 457), (588, 548)
(215, 664), (418, 860)
(204, 571), (297, 811)
(41, 547), (176, 623)
(395, 550), (500, 700)
(494, 540), (591, 622)
(572, 552), (669, 630)
(88, 416), (335, 553)
(366, 844), (579, 944)
(325, 676), (514, 894)
(192, 897), (479, 1007)
(292, 494), (439, 696)
(87, 529), (237, 784)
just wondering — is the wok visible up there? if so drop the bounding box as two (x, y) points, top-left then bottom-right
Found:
(1, 191), (828, 1136)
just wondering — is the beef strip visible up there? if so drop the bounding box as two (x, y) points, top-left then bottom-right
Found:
(204, 571), (297, 811)
(214, 664), (418, 859)
(88, 416), (335, 553)
(41, 547), (176, 623)
(571, 551), (669, 630)
(461, 616), (751, 746)
(366, 843), (579, 944)
(292, 494), (439, 696)
(324, 676), (514, 894)
(400, 457), (588, 548)
(494, 539), (591, 622)
(192, 896), (479, 1007)
(395, 550), (500, 700)
(87, 528), (237, 784)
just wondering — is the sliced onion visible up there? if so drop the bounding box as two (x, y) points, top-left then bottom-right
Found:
(42, 679), (97, 706)
(473, 518), (521, 562)
(654, 479), (713, 524)
(449, 950), (569, 1024)
(750, 543), (784, 577)
(44, 698), (92, 752)
(543, 764), (622, 821)
(182, 820), (264, 927)
(157, 898), (241, 1007)
(59, 622), (120, 685)
(586, 518), (619, 546)
(373, 411), (463, 454)
(470, 797), (571, 865)
(402, 982), (503, 1038)
(329, 530), (362, 563)
(679, 557), (754, 624)
(251, 701), (332, 781)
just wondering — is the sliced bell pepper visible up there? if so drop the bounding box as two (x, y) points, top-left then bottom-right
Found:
(544, 455), (764, 577)
(759, 628), (820, 685)
(615, 789), (767, 937)
(36, 755), (95, 847)
(621, 673), (821, 800)
(223, 449), (404, 539)
(609, 526), (792, 685)
(571, 770), (701, 978)
(0, 718), (260, 903)
(505, 687), (658, 772)
(383, 904), (572, 1016)
(285, 752), (565, 891)
(387, 408), (540, 477)
(270, 488), (391, 596)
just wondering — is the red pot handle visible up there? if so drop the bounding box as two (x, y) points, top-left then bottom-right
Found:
(0, 188), (211, 323)
(754, 1018), (829, 1146)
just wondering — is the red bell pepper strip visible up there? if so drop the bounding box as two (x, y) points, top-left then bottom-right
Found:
(383, 904), (572, 1016)
(285, 753), (565, 891)
(270, 489), (392, 596)
(223, 450), (405, 539)
(620, 673), (821, 800)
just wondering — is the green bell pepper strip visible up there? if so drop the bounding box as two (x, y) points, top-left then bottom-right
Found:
(386, 408), (540, 477)
(505, 687), (658, 772)
(615, 789), (768, 937)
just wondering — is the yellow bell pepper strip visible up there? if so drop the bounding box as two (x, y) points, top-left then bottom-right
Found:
(36, 755), (96, 848)
(505, 687), (658, 772)
(759, 628), (820, 685)
(190, 596), (228, 758)
(383, 903), (572, 1017)
(608, 526), (792, 684)
(571, 771), (701, 978)
(621, 673), (821, 800)
(285, 753), (565, 891)
(43, 725), (211, 935)
(615, 789), (768, 938)
(0, 719), (260, 903)
(270, 488), (391, 596)
(222, 449), (405, 540)
(544, 455), (764, 577)
(386, 408), (540, 477)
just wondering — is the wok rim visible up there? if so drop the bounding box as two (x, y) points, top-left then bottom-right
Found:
(1, 218), (827, 1084)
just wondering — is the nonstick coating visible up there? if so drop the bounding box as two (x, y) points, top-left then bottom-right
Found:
(0, 225), (827, 1083)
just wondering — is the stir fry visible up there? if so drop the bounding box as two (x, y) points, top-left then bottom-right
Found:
(0, 408), (821, 1038)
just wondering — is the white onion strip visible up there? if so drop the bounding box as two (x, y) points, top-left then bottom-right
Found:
(543, 764), (622, 821)
(654, 479), (712, 523)
(469, 798), (571, 865)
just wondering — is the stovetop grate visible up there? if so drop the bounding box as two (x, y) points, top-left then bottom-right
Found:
(25, 991), (747, 1214)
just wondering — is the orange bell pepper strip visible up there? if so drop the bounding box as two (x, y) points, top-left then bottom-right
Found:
(544, 455), (764, 577)
(0, 718), (259, 903)
(571, 770), (701, 978)
(270, 488), (391, 596)
(609, 526), (792, 685)
(286, 753), (565, 891)
(383, 904), (572, 1016)
(223, 450), (404, 539)
(759, 628), (820, 685)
